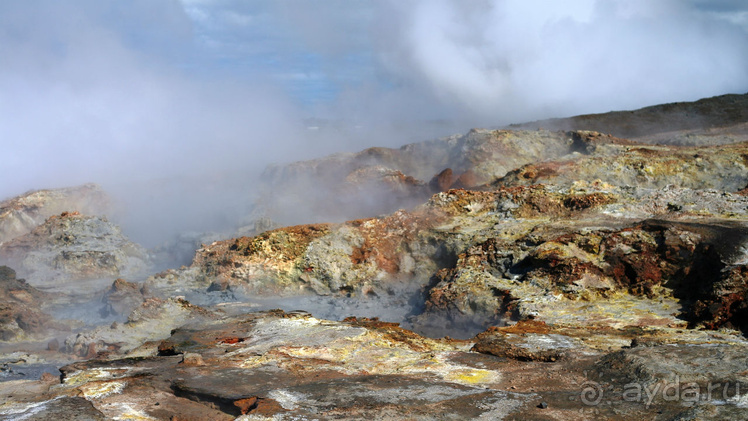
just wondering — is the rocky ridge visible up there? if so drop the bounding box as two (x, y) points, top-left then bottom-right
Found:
(253, 129), (613, 229)
(510, 92), (748, 145)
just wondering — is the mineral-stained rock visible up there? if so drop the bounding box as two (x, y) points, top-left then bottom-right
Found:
(430, 167), (456, 192)
(5, 94), (748, 419)
(0, 212), (151, 294)
(251, 94), (748, 230)
(2, 310), (746, 419)
(253, 129), (630, 228)
(160, 176), (748, 338)
(494, 140), (748, 191)
(471, 321), (584, 362)
(186, 207), (448, 298)
(2, 311), (539, 419)
(0, 266), (57, 341)
(429, 168), (481, 192)
(414, 214), (748, 336)
(0, 184), (110, 246)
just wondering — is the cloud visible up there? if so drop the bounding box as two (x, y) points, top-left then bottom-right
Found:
(177, 0), (748, 129)
(235, 0), (747, 133)
(2, 0), (747, 246)
(350, 0), (748, 125)
(0, 1), (308, 246)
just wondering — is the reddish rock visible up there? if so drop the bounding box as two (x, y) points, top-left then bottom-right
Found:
(0, 265), (55, 340)
(234, 397), (284, 416)
(429, 168), (455, 192)
(452, 169), (480, 189)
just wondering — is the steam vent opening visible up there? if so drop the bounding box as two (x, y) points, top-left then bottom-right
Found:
(3, 1), (748, 417)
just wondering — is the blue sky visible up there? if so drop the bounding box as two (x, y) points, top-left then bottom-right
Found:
(175, 1), (375, 107)
(1, 0), (747, 218)
(175, 0), (748, 118)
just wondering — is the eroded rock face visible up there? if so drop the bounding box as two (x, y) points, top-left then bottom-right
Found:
(186, 207), (449, 299)
(0, 212), (151, 294)
(0, 184), (110, 246)
(0, 266), (56, 341)
(166, 176), (748, 339)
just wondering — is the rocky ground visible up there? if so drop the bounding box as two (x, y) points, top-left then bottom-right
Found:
(0, 184), (110, 245)
(0, 93), (747, 419)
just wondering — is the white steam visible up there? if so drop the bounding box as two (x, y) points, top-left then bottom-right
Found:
(366, 0), (748, 124)
(1, 0), (747, 247)
(0, 1), (307, 246)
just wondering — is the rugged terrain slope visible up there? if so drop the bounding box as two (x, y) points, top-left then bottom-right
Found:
(1, 93), (748, 420)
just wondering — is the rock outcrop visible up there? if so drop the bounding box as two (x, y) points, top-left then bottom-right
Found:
(253, 129), (618, 229)
(62, 296), (214, 359)
(0, 266), (56, 341)
(3, 93), (748, 419)
(494, 135), (748, 191)
(163, 146), (748, 337)
(0, 212), (151, 295)
(0, 184), (110, 245)
(250, 93), (748, 232)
